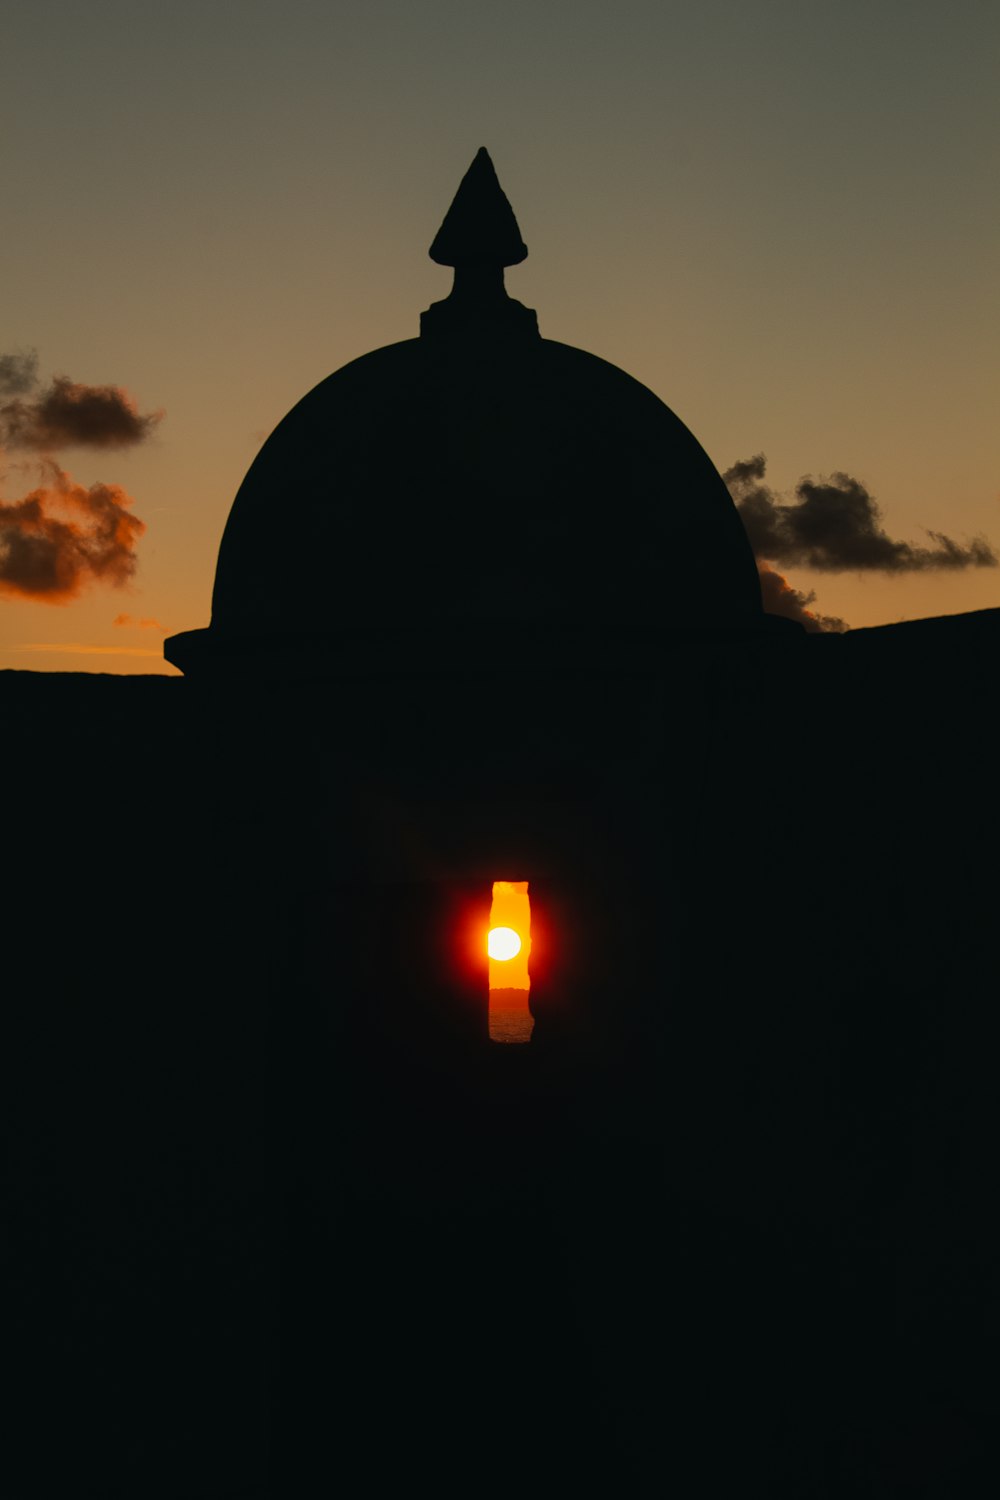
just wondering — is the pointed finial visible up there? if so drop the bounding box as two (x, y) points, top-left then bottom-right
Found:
(429, 148), (528, 268)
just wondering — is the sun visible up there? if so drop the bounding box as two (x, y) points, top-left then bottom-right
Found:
(487, 926), (522, 961)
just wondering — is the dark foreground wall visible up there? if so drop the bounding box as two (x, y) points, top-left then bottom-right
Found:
(3, 609), (998, 1497)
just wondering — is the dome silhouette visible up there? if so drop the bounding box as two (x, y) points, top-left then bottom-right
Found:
(166, 151), (763, 675)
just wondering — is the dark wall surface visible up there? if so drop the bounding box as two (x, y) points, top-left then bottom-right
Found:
(3, 609), (998, 1497)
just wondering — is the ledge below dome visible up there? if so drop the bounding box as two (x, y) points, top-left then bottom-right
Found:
(163, 615), (803, 679)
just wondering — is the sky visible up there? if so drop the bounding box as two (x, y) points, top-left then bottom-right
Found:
(1, 0), (997, 673)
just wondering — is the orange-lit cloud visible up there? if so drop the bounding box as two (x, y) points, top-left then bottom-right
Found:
(757, 561), (846, 633)
(0, 351), (159, 602)
(0, 462), (145, 602)
(113, 613), (165, 629)
(726, 454), (997, 574)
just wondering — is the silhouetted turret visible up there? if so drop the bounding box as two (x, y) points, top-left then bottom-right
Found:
(165, 148), (766, 679)
(6, 147), (1000, 1500)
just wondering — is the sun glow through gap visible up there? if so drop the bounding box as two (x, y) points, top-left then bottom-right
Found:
(488, 881), (532, 1044)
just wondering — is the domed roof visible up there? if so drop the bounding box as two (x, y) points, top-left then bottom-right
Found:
(166, 151), (762, 676)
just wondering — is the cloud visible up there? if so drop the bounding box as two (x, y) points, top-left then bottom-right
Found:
(0, 461), (145, 602)
(757, 561), (847, 633)
(0, 350), (39, 396)
(0, 352), (160, 601)
(112, 613), (165, 629)
(1, 374), (162, 450)
(725, 453), (997, 573)
(13, 643), (166, 658)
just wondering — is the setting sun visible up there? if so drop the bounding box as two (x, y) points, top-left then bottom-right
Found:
(487, 925), (521, 961)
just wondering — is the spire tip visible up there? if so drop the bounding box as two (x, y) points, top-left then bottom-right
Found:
(429, 149), (528, 268)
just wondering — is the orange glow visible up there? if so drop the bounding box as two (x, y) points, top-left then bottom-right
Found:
(489, 880), (532, 1044)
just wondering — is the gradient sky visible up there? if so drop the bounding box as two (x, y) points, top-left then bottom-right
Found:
(2, 0), (997, 673)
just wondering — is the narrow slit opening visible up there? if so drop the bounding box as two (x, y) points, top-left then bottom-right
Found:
(488, 880), (532, 1044)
